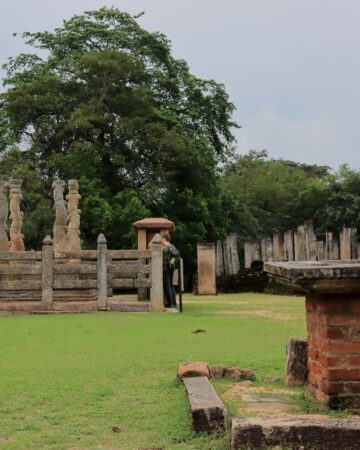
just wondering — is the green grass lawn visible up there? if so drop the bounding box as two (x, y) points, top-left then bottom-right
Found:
(0, 293), (308, 449)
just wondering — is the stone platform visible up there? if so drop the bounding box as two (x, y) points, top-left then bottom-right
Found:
(231, 416), (360, 450)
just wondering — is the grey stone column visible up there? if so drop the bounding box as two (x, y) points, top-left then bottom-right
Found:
(273, 233), (284, 262)
(304, 221), (317, 261)
(216, 240), (224, 276)
(97, 233), (108, 311)
(294, 225), (307, 261)
(283, 230), (294, 261)
(150, 233), (164, 312)
(41, 235), (53, 309)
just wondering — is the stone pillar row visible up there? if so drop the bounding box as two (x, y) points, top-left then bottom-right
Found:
(0, 178), (81, 252)
(244, 221), (359, 268)
(0, 179), (25, 252)
(52, 179), (81, 252)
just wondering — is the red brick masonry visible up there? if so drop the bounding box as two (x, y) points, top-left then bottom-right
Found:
(306, 293), (360, 409)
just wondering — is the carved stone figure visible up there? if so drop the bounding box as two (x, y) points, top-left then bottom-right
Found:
(0, 181), (9, 251)
(9, 179), (25, 251)
(66, 179), (81, 251)
(52, 179), (67, 252)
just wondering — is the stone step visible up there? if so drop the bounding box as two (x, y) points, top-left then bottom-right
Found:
(183, 376), (227, 434)
(231, 416), (360, 450)
(108, 300), (150, 312)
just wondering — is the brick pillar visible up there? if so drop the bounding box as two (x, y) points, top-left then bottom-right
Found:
(306, 293), (360, 409)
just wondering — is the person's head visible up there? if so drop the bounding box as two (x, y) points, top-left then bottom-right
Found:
(161, 232), (171, 245)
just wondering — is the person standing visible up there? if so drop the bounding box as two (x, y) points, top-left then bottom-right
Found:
(161, 232), (178, 308)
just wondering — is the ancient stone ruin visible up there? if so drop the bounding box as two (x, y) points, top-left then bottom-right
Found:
(52, 179), (68, 252)
(243, 220), (359, 268)
(66, 179), (81, 251)
(0, 178), (26, 252)
(52, 178), (82, 252)
(0, 181), (9, 251)
(266, 259), (360, 410)
(9, 179), (25, 251)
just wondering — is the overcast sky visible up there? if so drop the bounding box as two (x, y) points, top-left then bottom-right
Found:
(1, 0), (359, 169)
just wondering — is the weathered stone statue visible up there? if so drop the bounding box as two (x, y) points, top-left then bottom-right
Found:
(9, 179), (25, 251)
(52, 179), (67, 252)
(0, 181), (9, 251)
(66, 179), (81, 251)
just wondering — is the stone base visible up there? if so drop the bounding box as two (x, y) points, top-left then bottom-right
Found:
(231, 416), (360, 450)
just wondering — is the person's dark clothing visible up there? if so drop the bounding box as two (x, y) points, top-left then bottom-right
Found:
(163, 267), (176, 307)
(163, 245), (176, 307)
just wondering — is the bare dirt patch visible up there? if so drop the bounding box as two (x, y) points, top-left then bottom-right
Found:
(223, 382), (294, 400)
(217, 310), (293, 321)
(223, 381), (299, 416)
(185, 300), (249, 305)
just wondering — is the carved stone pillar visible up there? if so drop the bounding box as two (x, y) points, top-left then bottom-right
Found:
(9, 179), (25, 251)
(52, 179), (67, 252)
(0, 181), (9, 251)
(66, 179), (81, 251)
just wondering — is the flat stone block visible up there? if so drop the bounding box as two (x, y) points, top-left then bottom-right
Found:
(183, 376), (226, 434)
(231, 416), (360, 450)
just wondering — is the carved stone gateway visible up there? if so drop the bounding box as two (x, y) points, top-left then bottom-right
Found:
(52, 179), (67, 252)
(9, 179), (25, 251)
(0, 181), (9, 251)
(66, 179), (81, 251)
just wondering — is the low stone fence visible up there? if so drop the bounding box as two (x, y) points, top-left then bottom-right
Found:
(0, 234), (164, 313)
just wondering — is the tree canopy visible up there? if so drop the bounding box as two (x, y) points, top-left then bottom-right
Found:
(0, 7), (237, 270)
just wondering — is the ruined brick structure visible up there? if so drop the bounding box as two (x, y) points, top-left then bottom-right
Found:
(266, 260), (360, 410)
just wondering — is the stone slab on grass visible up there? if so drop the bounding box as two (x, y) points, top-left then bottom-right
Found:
(231, 416), (360, 450)
(183, 376), (227, 434)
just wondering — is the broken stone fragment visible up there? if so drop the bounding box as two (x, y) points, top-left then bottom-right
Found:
(177, 362), (210, 379)
(209, 365), (225, 378)
(285, 337), (308, 386)
(223, 367), (256, 381)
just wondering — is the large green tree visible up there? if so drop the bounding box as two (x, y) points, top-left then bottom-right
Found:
(0, 8), (237, 266)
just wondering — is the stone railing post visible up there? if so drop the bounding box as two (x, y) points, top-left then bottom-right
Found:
(150, 233), (164, 312)
(41, 235), (53, 309)
(97, 233), (108, 311)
